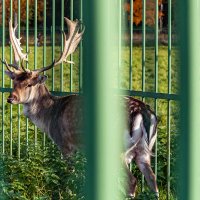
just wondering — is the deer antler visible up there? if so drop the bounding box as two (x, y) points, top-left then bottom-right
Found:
(1, 18), (84, 74)
(35, 18), (85, 73)
(1, 20), (28, 72)
(9, 20), (28, 69)
(55, 18), (85, 65)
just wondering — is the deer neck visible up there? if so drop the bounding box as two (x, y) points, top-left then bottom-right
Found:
(23, 84), (55, 132)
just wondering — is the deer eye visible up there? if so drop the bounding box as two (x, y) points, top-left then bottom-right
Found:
(27, 84), (32, 87)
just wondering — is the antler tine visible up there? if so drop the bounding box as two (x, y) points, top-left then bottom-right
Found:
(0, 59), (12, 72)
(9, 19), (28, 70)
(34, 17), (84, 73)
(33, 60), (56, 73)
(1, 58), (22, 72)
(21, 60), (30, 72)
(2, 61), (19, 70)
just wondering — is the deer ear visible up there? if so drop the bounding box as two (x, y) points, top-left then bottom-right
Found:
(5, 70), (15, 79)
(37, 75), (48, 84)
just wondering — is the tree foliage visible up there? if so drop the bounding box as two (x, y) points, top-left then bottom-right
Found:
(0, 0), (45, 26)
(124, 0), (164, 26)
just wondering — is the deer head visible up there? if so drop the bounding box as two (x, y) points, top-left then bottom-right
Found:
(2, 18), (84, 104)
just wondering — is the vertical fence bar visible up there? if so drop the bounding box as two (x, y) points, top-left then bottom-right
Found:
(52, 0), (55, 91)
(154, 0), (158, 179)
(167, 0), (171, 199)
(43, 0), (47, 148)
(179, 0), (189, 198)
(70, 0), (74, 92)
(60, 0), (64, 92)
(141, 0), (146, 191)
(2, 0), (5, 156)
(26, 0), (29, 150)
(129, 0), (133, 90)
(128, 0), (134, 176)
(10, 0), (13, 156)
(34, 0), (37, 71)
(142, 0), (146, 93)
(17, 0), (21, 159)
(34, 0), (38, 146)
(186, 0), (200, 199)
(83, 1), (123, 199)
(79, 0), (83, 92)
(118, 0), (121, 88)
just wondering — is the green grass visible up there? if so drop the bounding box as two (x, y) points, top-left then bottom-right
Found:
(0, 45), (180, 199)
(120, 46), (179, 94)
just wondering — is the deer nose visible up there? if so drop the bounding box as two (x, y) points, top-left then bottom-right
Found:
(7, 94), (17, 103)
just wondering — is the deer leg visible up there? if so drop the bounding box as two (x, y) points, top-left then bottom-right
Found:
(123, 113), (144, 198)
(126, 166), (137, 198)
(123, 154), (137, 198)
(135, 155), (159, 197)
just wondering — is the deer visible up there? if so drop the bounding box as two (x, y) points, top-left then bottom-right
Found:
(1, 18), (159, 199)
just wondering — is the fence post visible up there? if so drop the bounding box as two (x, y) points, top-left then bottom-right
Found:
(83, 1), (123, 199)
(187, 0), (200, 199)
(179, 0), (200, 199)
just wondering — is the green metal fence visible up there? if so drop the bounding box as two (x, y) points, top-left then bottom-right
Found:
(0, 0), (181, 199)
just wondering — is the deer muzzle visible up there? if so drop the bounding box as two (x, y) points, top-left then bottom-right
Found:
(7, 93), (18, 104)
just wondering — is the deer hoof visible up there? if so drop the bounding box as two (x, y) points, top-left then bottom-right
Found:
(155, 192), (159, 199)
(126, 193), (135, 199)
